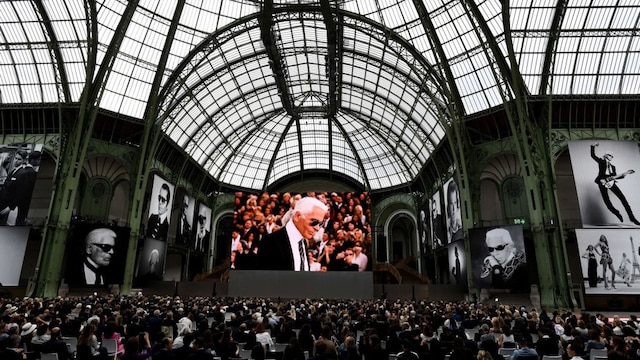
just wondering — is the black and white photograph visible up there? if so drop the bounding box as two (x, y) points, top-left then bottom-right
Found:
(443, 176), (463, 244)
(418, 203), (429, 254)
(194, 202), (212, 252)
(576, 228), (640, 294)
(447, 240), (467, 288)
(64, 223), (130, 287)
(568, 140), (640, 228)
(0, 144), (43, 226)
(176, 192), (195, 246)
(0, 226), (30, 286)
(145, 174), (175, 241)
(136, 238), (167, 283)
(429, 191), (445, 249)
(469, 225), (528, 290)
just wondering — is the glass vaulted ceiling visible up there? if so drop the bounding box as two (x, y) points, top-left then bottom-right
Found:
(1, 1), (639, 190)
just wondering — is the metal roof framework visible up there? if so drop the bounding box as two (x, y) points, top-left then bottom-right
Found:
(1, 0), (638, 191)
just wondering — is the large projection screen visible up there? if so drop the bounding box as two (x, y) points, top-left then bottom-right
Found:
(230, 192), (371, 273)
(568, 140), (640, 228)
(576, 228), (640, 294)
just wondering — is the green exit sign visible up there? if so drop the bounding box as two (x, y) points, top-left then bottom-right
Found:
(513, 218), (526, 225)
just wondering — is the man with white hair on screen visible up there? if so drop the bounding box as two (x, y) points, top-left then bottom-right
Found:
(480, 227), (527, 289)
(258, 196), (328, 271)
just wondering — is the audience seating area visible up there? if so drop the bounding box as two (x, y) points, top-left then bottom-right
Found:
(0, 295), (637, 360)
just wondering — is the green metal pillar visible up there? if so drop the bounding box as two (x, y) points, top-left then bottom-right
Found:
(36, 1), (140, 297)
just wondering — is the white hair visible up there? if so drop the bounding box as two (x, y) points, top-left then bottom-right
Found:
(294, 196), (328, 215)
(85, 228), (116, 244)
(485, 228), (514, 245)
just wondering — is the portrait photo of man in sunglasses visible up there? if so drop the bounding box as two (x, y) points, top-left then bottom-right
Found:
(146, 182), (171, 241)
(65, 224), (130, 287)
(478, 226), (528, 289)
(65, 227), (117, 286)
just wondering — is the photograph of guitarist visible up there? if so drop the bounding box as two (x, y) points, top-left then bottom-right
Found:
(591, 142), (639, 225)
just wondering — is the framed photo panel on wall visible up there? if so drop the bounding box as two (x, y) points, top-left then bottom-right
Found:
(568, 140), (640, 228)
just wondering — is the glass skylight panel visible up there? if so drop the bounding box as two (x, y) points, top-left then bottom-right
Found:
(354, 2), (384, 23)
(365, 158), (390, 183)
(98, 0), (126, 31)
(596, 75), (622, 94)
(19, 85), (34, 103)
(205, 146), (228, 177)
(11, 50), (30, 66)
(553, 75), (575, 96)
(248, 125), (282, 152)
(223, 162), (261, 189)
(451, 61), (481, 96)
(460, 92), (485, 114)
(511, 7), (530, 30)
(41, 84), (59, 102)
(530, 8), (554, 29)
(335, 158), (361, 180)
(376, 0), (410, 29)
(233, 120), (258, 142)
(485, 86), (505, 108)
(621, 75), (640, 94)
(579, 37), (605, 53)
(139, 0), (175, 19)
(553, 52), (577, 76)
(12, 1), (36, 20)
(0, 2), (19, 22)
(11, 59), (35, 89)
(604, 36), (631, 53)
(2, 22), (28, 43)
(278, 134), (303, 158)
(586, 8), (615, 28)
(477, 0), (503, 36)
(573, 75), (597, 94)
(23, 22), (48, 42)
(35, 62), (54, 83)
(624, 49), (640, 75)
(302, 152), (330, 171)
(601, 52), (626, 73)
(269, 154), (302, 185)
(0, 87), (17, 103)
(523, 75), (541, 93)
(332, 153), (363, 182)
(42, 1), (72, 21)
(224, 36), (256, 64)
(119, 97), (146, 118)
(575, 53), (599, 74)
(611, 6), (640, 27)
(563, 7), (589, 29)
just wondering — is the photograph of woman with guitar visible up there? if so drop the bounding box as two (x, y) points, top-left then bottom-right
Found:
(591, 142), (640, 226)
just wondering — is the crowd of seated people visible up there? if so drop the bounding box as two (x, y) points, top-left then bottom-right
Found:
(0, 295), (638, 360)
(231, 192), (372, 272)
